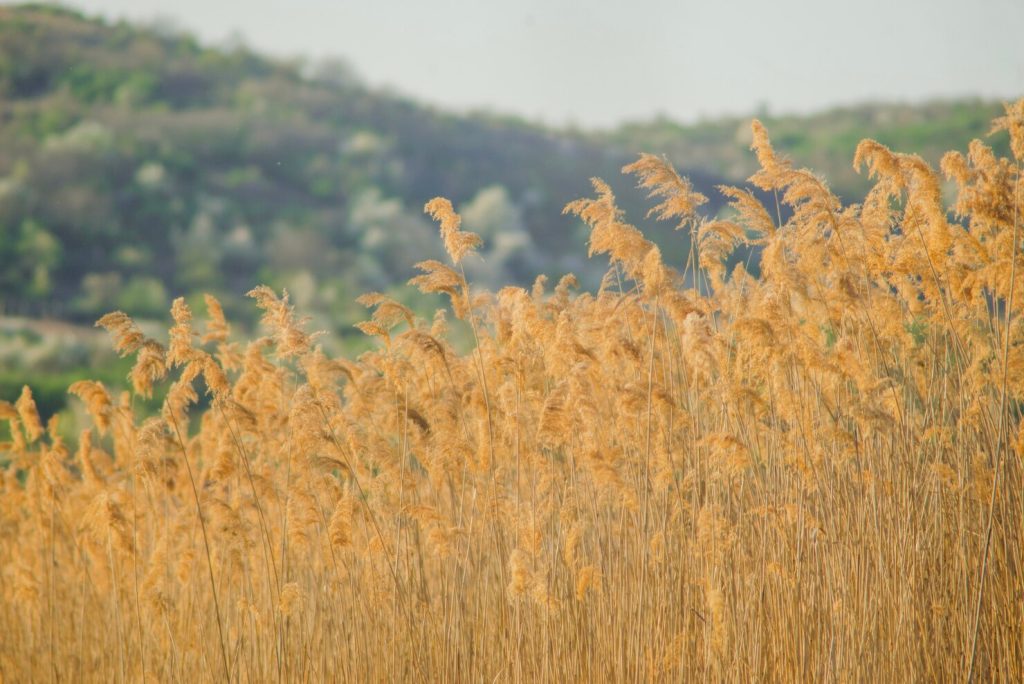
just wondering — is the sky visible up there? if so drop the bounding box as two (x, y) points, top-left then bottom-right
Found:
(47, 0), (1024, 129)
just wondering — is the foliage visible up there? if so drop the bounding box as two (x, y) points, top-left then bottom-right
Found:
(0, 5), (721, 325)
(0, 5), (1013, 332)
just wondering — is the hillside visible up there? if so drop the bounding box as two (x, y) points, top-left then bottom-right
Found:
(1, 6), (1016, 332)
(0, 4), (729, 330)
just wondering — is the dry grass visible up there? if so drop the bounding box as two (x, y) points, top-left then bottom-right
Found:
(1, 100), (1023, 682)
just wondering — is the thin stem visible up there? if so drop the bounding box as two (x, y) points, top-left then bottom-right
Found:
(168, 414), (231, 684)
(966, 160), (1021, 683)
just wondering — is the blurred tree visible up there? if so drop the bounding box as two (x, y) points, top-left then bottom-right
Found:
(460, 185), (535, 286)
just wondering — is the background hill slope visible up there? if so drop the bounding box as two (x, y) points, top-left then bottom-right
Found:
(0, 5), (1012, 325)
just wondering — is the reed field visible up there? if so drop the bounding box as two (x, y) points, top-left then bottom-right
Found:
(1, 101), (1022, 682)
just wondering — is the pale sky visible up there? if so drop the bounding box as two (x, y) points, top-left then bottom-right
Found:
(43, 0), (1024, 128)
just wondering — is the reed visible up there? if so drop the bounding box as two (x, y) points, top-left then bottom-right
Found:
(1, 100), (1022, 682)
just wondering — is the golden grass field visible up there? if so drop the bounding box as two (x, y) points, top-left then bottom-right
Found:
(1, 101), (1023, 682)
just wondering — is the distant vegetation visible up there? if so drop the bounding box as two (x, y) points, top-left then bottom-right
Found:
(0, 4), (725, 331)
(0, 5), (1012, 331)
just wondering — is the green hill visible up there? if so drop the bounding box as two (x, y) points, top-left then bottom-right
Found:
(0, 4), (728, 331)
(0, 4), (1015, 335)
